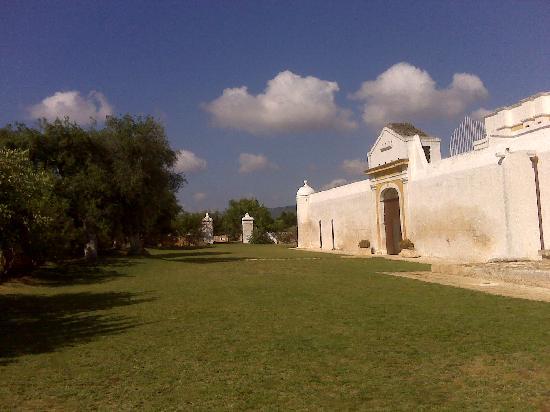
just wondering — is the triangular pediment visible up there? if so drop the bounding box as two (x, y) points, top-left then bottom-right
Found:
(367, 128), (409, 169)
(368, 128), (406, 156)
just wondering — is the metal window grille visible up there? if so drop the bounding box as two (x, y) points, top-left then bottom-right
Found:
(449, 116), (486, 156)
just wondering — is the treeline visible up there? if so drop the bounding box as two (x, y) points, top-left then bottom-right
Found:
(173, 198), (297, 245)
(0, 116), (184, 278)
(0, 116), (297, 278)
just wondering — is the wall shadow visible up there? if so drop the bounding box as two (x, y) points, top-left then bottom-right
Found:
(0, 291), (154, 365)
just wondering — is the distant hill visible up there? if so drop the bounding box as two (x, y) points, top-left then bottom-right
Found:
(269, 205), (296, 218)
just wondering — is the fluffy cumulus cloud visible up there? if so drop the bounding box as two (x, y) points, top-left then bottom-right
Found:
(174, 149), (207, 173)
(353, 62), (488, 127)
(28, 90), (113, 124)
(205, 70), (357, 134)
(341, 159), (367, 175)
(238, 153), (277, 174)
(321, 178), (348, 190)
(193, 192), (207, 201)
(470, 107), (493, 121)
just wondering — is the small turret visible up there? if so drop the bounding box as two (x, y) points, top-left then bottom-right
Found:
(296, 180), (315, 248)
(296, 180), (315, 197)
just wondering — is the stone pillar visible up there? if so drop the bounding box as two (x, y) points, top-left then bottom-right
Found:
(241, 213), (254, 244)
(201, 213), (214, 244)
(500, 151), (541, 259)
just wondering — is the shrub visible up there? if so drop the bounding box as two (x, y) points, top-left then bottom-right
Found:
(275, 227), (297, 245)
(172, 211), (204, 246)
(358, 239), (370, 249)
(400, 238), (415, 250)
(249, 228), (274, 244)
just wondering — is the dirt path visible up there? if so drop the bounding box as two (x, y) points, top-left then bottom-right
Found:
(384, 270), (550, 302)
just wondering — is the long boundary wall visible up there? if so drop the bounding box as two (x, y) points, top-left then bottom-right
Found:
(297, 127), (550, 262)
(297, 180), (375, 251)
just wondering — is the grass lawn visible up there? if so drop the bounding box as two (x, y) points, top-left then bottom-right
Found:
(1, 244), (549, 410)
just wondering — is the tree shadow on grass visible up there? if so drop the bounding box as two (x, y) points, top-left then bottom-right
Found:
(17, 259), (138, 288)
(152, 245), (212, 251)
(150, 251), (229, 259)
(147, 250), (250, 264)
(0, 291), (155, 365)
(164, 256), (249, 264)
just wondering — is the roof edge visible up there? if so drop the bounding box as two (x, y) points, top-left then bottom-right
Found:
(485, 91), (550, 118)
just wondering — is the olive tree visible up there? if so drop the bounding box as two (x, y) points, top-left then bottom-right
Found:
(0, 149), (58, 277)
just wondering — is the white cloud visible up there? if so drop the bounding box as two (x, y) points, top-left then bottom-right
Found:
(205, 70), (357, 134)
(174, 150), (207, 173)
(341, 159), (367, 175)
(321, 178), (348, 190)
(470, 107), (493, 121)
(28, 90), (113, 124)
(353, 62), (488, 127)
(238, 153), (277, 174)
(193, 192), (207, 201)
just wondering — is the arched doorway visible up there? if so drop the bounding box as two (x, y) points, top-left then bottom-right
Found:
(381, 188), (402, 255)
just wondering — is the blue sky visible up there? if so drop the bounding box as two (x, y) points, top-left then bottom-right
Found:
(1, 0), (549, 211)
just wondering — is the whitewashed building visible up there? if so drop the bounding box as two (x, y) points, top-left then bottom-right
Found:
(297, 92), (550, 262)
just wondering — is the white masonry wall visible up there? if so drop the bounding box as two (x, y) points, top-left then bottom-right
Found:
(407, 161), (509, 261)
(406, 126), (550, 262)
(298, 140), (548, 261)
(538, 150), (550, 249)
(297, 180), (375, 251)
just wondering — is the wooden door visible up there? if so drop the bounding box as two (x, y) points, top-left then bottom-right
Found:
(384, 198), (402, 254)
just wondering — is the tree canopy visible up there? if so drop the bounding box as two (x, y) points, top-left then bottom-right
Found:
(0, 148), (59, 276)
(0, 116), (184, 274)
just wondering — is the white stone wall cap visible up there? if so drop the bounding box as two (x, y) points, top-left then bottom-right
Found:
(297, 180), (315, 196)
(486, 91), (550, 117)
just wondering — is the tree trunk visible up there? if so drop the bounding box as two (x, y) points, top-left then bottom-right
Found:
(84, 234), (98, 261)
(0, 248), (14, 280)
(113, 239), (121, 250)
(0, 249), (6, 281)
(128, 234), (143, 255)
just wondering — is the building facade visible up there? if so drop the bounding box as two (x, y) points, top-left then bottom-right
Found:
(297, 92), (550, 262)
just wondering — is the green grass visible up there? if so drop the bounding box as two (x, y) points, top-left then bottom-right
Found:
(1, 244), (549, 410)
